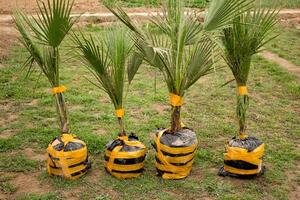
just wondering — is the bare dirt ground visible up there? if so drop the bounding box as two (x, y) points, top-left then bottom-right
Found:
(260, 50), (300, 82)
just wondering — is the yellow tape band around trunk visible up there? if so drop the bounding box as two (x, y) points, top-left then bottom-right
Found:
(169, 93), (184, 107)
(115, 108), (125, 118)
(239, 134), (248, 139)
(52, 86), (67, 95)
(238, 86), (248, 95)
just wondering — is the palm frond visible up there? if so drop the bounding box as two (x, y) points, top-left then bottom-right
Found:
(26, 0), (76, 47)
(222, 8), (279, 85)
(73, 28), (142, 110)
(204, 0), (255, 31)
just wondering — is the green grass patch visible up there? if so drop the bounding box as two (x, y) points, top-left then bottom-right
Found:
(0, 154), (41, 172)
(16, 193), (61, 200)
(0, 182), (18, 194)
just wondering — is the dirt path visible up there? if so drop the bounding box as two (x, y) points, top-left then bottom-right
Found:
(1, 9), (300, 23)
(260, 51), (300, 81)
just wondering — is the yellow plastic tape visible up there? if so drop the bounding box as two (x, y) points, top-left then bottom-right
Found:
(239, 134), (248, 139)
(224, 143), (265, 175)
(158, 141), (197, 155)
(46, 134), (88, 180)
(162, 152), (196, 164)
(155, 129), (197, 179)
(105, 161), (144, 172)
(224, 144), (264, 166)
(105, 149), (146, 159)
(224, 164), (262, 175)
(169, 93), (184, 107)
(238, 86), (248, 95)
(106, 146), (123, 172)
(115, 108), (125, 118)
(52, 86), (67, 95)
(105, 136), (147, 179)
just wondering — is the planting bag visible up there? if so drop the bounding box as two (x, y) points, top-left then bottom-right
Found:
(47, 134), (91, 180)
(219, 136), (265, 178)
(104, 134), (147, 179)
(153, 128), (198, 179)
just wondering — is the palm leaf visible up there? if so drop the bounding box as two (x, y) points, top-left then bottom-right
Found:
(26, 0), (76, 47)
(73, 28), (142, 110)
(222, 8), (279, 85)
(204, 0), (254, 31)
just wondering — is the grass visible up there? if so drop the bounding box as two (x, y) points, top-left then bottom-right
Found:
(101, 0), (300, 8)
(0, 182), (18, 194)
(0, 26), (299, 199)
(16, 193), (61, 200)
(0, 154), (41, 172)
(266, 25), (300, 66)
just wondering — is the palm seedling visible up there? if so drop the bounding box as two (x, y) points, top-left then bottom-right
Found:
(107, 0), (255, 179)
(14, 0), (90, 179)
(73, 28), (146, 179)
(219, 8), (278, 177)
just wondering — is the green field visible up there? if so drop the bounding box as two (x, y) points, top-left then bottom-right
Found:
(0, 25), (299, 199)
(102, 0), (300, 8)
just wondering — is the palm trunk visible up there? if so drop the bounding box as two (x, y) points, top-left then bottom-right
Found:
(54, 93), (70, 133)
(118, 118), (126, 136)
(171, 106), (182, 133)
(236, 94), (249, 135)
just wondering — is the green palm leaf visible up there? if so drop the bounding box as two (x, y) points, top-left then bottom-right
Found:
(25, 0), (76, 47)
(204, 0), (254, 31)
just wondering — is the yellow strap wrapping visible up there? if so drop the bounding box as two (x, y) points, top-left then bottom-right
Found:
(105, 149), (146, 159)
(104, 161), (144, 172)
(224, 144), (265, 175)
(239, 134), (248, 139)
(224, 144), (264, 166)
(238, 86), (248, 95)
(46, 134), (88, 179)
(158, 142), (197, 155)
(169, 93), (184, 107)
(224, 164), (262, 175)
(52, 86), (67, 95)
(155, 129), (196, 179)
(115, 108), (125, 118)
(106, 146), (123, 172)
(163, 152), (196, 164)
(105, 136), (147, 179)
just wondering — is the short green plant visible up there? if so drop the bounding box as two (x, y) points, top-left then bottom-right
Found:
(14, 0), (76, 133)
(73, 29), (143, 136)
(221, 8), (278, 136)
(107, 0), (255, 133)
